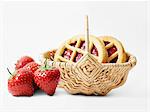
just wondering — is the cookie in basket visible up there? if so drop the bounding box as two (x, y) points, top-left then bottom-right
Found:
(43, 49), (57, 61)
(54, 35), (108, 64)
(99, 36), (127, 63)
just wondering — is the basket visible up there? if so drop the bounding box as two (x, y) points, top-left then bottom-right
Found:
(43, 16), (137, 95)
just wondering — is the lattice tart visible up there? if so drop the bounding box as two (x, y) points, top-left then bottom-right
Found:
(99, 36), (127, 63)
(54, 35), (108, 64)
(43, 49), (57, 61)
(43, 36), (127, 64)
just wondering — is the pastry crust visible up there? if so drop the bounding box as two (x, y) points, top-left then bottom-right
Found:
(99, 36), (127, 63)
(54, 35), (108, 64)
(43, 49), (57, 61)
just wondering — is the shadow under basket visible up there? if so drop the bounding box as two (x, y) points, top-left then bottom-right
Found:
(46, 53), (136, 96)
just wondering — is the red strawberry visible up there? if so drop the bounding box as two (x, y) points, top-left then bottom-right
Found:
(34, 63), (60, 95)
(23, 62), (40, 90)
(23, 62), (40, 75)
(15, 56), (34, 70)
(8, 68), (34, 96)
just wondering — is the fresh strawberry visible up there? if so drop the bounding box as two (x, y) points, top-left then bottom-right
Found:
(15, 56), (34, 70)
(34, 63), (60, 95)
(23, 62), (40, 75)
(23, 62), (40, 90)
(8, 68), (34, 96)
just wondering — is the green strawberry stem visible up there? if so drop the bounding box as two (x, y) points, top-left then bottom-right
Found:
(44, 59), (47, 68)
(7, 68), (13, 76)
(40, 59), (54, 71)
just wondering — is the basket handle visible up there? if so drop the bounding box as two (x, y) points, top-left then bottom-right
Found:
(85, 15), (90, 53)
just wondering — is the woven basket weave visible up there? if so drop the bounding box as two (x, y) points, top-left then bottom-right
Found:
(46, 53), (136, 95)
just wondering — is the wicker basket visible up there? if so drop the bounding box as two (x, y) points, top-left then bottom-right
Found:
(46, 53), (136, 95)
(43, 16), (137, 95)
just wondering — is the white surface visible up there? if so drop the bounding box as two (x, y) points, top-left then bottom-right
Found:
(0, 1), (148, 112)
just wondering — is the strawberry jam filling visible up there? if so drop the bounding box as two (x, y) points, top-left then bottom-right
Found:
(79, 41), (85, 50)
(91, 45), (98, 56)
(74, 53), (83, 62)
(70, 41), (77, 47)
(62, 49), (72, 60)
(110, 56), (118, 63)
(107, 46), (117, 57)
(104, 41), (110, 46)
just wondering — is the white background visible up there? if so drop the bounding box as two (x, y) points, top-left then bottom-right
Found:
(0, 1), (149, 112)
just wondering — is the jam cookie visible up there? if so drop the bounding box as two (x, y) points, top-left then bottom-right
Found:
(43, 49), (57, 61)
(54, 35), (108, 64)
(99, 36), (127, 63)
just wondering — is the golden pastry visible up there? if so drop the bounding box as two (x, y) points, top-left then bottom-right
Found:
(54, 35), (108, 64)
(99, 36), (127, 63)
(43, 49), (57, 61)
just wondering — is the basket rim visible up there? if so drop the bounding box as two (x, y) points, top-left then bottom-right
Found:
(47, 53), (136, 68)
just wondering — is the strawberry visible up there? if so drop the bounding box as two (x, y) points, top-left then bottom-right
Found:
(23, 62), (40, 90)
(15, 56), (34, 70)
(8, 68), (34, 96)
(34, 63), (60, 95)
(23, 62), (40, 75)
